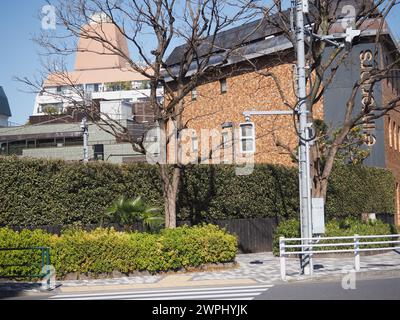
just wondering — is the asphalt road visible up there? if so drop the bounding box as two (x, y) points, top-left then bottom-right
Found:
(2, 276), (400, 300)
(256, 277), (400, 300)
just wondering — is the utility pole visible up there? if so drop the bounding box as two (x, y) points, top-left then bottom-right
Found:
(294, 0), (313, 275)
(81, 117), (89, 163)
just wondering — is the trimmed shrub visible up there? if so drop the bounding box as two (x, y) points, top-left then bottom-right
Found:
(0, 157), (395, 227)
(272, 218), (395, 256)
(0, 228), (56, 278)
(326, 165), (396, 219)
(0, 225), (237, 279)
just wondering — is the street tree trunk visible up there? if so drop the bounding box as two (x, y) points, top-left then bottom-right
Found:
(160, 164), (181, 229)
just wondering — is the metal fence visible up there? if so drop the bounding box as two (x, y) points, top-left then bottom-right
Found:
(0, 247), (53, 289)
(279, 234), (400, 281)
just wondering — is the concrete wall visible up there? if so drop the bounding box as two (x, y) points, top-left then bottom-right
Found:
(23, 145), (87, 161)
(0, 121), (144, 164)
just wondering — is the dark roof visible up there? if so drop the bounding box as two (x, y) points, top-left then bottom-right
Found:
(165, 0), (377, 68)
(0, 87), (12, 117)
(165, 16), (283, 67)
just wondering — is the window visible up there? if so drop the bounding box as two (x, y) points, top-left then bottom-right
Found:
(191, 88), (197, 101)
(389, 117), (393, 147)
(222, 132), (229, 149)
(239, 122), (256, 153)
(45, 87), (57, 94)
(397, 183), (400, 225)
(220, 78), (227, 94)
(398, 126), (400, 153)
(394, 122), (398, 151)
(132, 81), (151, 90)
(94, 144), (105, 161)
(39, 103), (63, 114)
(85, 83), (100, 93)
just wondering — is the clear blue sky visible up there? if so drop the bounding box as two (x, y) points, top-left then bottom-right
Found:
(1, 1), (400, 124)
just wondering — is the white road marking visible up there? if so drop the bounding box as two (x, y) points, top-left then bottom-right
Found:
(50, 284), (273, 301)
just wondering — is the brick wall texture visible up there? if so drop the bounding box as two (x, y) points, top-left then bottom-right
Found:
(180, 53), (324, 167)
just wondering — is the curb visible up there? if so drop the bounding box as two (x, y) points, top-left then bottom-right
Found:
(285, 268), (400, 284)
(56, 277), (259, 293)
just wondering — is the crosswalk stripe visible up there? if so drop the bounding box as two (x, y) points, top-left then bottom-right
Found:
(51, 285), (273, 300)
(50, 284), (272, 301)
(131, 292), (266, 300)
(56, 289), (268, 300)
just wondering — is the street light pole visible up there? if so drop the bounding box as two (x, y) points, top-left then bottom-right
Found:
(295, 0), (313, 275)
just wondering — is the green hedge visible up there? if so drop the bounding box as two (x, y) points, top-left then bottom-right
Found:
(0, 156), (395, 227)
(272, 218), (395, 256)
(0, 224), (237, 279)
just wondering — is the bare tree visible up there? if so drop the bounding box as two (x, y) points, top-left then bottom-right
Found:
(20, 0), (266, 228)
(247, 0), (400, 199)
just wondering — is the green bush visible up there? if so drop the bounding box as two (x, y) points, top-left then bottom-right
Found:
(0, 228), (56, 278)
(0, 225), (237, 279)
(272, 218), (394, 256)
(0, 157), (395, 227)
(326, 165), (396, 219)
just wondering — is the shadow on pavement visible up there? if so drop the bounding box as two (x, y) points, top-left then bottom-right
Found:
(0, 282), (43, 300)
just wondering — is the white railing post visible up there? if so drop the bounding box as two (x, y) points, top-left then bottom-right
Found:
(280, 237), (286, 281)
(309, 239), (314, 276)
(354, 234), (360, 271)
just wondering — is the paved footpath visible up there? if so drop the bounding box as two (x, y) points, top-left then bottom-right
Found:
(1, 250), (400, 297)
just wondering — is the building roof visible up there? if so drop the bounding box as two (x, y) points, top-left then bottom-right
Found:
(75, 22), (130, 71)
(44, 19), (150, 87)
(0, 86), (12, 117)
(165, 0), (378, 69)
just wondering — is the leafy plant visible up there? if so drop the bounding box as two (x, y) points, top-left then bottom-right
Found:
(0, 225), (237, 279)
(273, 218), (394, 256)
(0, 157), (395, 227)
(105, 196), (164, 232)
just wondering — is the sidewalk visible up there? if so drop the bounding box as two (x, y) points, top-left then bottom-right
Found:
(1, 250), (400, 294)
(57, 250), (400, 291)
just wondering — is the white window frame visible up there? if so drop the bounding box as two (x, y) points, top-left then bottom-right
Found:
(220, 78), (227, 94)
(239, 122), (256, 154)
(222, 131), (229, 149)
(192, 136), (199, 153)
(191, 88), (197, 101)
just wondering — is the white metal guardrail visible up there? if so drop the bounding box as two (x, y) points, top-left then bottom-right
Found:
(279, 234), (400, 281)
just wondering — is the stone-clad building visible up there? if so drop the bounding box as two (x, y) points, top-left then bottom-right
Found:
(165, 2), (400, 225)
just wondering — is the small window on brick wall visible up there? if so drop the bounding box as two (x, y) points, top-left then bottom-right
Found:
(192, 136), (199, 153)
(398, 126), (400, 153)
(239, 122), (256, 153)
(396, 183), (400, 224)
(220, 78), (227, 94)
(191, 88), (197, 101)
(389, 117), (393, 148)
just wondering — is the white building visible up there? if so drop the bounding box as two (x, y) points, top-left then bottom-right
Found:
(33, 17), (162, 118)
